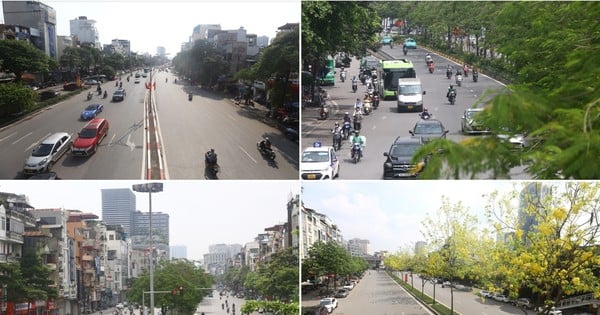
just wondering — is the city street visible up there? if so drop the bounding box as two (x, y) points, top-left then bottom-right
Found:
(395, 272), (534, 315)
(0, 71), (298, 179)
(195, 291), (263, 315)
(302, 270), (432, 315)
(301, 45), (528, 179)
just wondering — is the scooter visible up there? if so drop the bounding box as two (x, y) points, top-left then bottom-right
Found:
(456, 74), (463, 87)
(428, 63), (435, 74)
(373, 94), (380, 109)
(363, 99), (372, 115)
(403, 47), (407, 56)
(342, 121), (352, 140)
(419, 112), (432, 120)
(103, 91), (108, 99)
(87, 92), (93, 101)
(473, 71), (479, 82)
(448, 90), (456, 105)
(256, 142), (276, 160)
(319, 106), (329, 120)
(332, 133), (342, 151)
(340, 71), (346, 83)
(352, 81), (358, 93)
(351, 143), (363, 164)
(446, 69), (452, 79)
(204, 151), (220, 179)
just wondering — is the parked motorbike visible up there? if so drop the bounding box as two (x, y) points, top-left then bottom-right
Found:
(448, 90), (456, 105)
(342, 121), (352, 140)
(256, 142), (276, 160)
(319, 106), (329, 120)
(473, 71), (479, 82)
(351, 143), (363, 164)
(456, 74), (463, 87)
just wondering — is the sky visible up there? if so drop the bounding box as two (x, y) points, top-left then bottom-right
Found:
(0, 0), (299, 56)
(301, 181), (531, 254)
(0, 180), (299, 261)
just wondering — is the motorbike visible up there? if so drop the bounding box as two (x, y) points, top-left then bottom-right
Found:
(87, 92), (93, 101)
(115, 81), (119, 87)
(473, 71), (479, 82)
(174, 78), (177, 84)
(127, 77), (130, 82)
(419, 112), (432, 120)
(352, 81), (358, 93)
(456, 74), (463, 87)
(403, 47), (407, 56)
(373, 94), (380, 109)
(340, 71), (346, 83)
(119, 82), (122, 88)
(257, 142), (276, 160)
(103, 91), (108, 99)
(390, 42), (393, 49)
(463, 65), (469, 77)
(448, 90), (457, 105)
(188, 93), (193, 101)
(446, 69), (452, 79)
(204, 151), (220, 178)
(319, 106), (329, 120)
(428, 63), (435, 74)
(351, 143), (363, 163)
(332, 133), (342, 151)
(342, 121), (352, 140)
(363, 99), (372, 115)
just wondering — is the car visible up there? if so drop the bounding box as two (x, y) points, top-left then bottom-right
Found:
(479, 290), (494, 298)
(72, 117), (109, 156)
(135, 73), (141, 78)
(301, 142), (340, 180)
(134, 78), (141, 84)
(342, 282), (354, 291)
(514, 298), (532, 309)
(23, 132), (72, 175)
(63, 82), (81, 91)
(381, 36), (393, 45)
(454, 284), (472, 291)
(404, 38), (417, 49)
(81, 103), (104, 120)
(536, 307), (562, 315)
(383, 136), (427, 179)
(284, 127), (299, 142)
(112, 89), (126, 101)
(83, 79), (99, 85)
(461, 108), (491, 134)
(409, 119), (449, 142)
(493, 294), (510, 302)
(142, 73), (148, 78)
(28, 171), (59, 179)
(116, 303), (124, 309)
(441, 281), (454, 288)
(39, 90), (60, 101)
(497, 128), (531, 150)
(319, 297), (337, 313)
(334, 289), (349, 298)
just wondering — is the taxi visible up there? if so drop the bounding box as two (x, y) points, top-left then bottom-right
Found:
(301, 142), (340, 180)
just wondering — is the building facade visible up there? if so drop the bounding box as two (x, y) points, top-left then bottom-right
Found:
(2, 0), (57, 58)
(101, 188), (136, 237)
(69, 16), (100, 48)
(301, 205), (343, 259)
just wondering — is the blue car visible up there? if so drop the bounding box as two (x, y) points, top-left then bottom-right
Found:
(404, 38), (417, 49)
(381, 36), (393, 45)
(81, 104), (103, 120)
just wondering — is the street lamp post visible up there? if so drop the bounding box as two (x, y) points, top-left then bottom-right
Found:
(132, 183), (163, 315)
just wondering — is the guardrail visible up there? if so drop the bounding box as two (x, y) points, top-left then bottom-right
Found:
(557, 293), (599, 310)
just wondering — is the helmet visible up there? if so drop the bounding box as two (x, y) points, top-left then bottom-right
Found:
(450, 85), (454, 88)
(265, 137), (270, 141)
(354, 130), (360, 135)
(335, 122), (339, 126)
(356, 98), (360, 101)
(345, 112), (349, 115)
(210, 148), (215, 153)
(423, 108), (429, 112)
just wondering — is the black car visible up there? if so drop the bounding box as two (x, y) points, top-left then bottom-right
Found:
(409, 119), (449, 142)
(39, 90), (60, 101)
(112, 89), (126, 102)
(383, 136), (427, 179)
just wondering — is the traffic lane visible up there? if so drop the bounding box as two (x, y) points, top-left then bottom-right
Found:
(154, 75), (298, 179)
(0, 84), (132, 178)
(335, 271), (432, 315)
(52, 81), (147, 179)
(197, 291), (263, 315)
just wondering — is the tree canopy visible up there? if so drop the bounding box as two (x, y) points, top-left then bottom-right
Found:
(0, 40), (51, 82)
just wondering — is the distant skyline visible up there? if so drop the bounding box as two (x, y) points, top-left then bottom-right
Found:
(301, 181), (521, 253)
(0, 180), (299, 261)
(0, 1), (299, 56)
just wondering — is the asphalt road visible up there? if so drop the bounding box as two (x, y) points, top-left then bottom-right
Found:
(302, 270), (432, 315)
(396, 272), (534, 315)
(302, 45), (528, 179)
(0, 71), (299, 179)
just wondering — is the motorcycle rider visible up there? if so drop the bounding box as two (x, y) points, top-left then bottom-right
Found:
(96, 84), (102, 95)
(351, 76), (358, 91)
(259, 137), (272, 151)
(354, 98), (363, 111)
(425, 53), (433, 65)
(343, 112), (352, 124)
(205, 148), (218, 166)
(455, 67), (463, 76)
(446, 84), (457, 99)
(350, 130), (365, 158)
(420, 108), (432, 119)
(403, 44), (408, 55)
(331, 122), (342, 148)
(103, 90), (108, 98)
(352, 107), (363, 131)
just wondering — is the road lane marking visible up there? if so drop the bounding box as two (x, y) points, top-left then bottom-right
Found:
(126, 134), (135, 151)
(239, 145), (258, 164)
(109, 133), (116, 145)
(0, 132), (17, 142)
(25, 133), (50, 152)
(12, 132), (32, 145)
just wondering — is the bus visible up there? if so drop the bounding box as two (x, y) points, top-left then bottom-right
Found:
(378, 59), (416, 100)
(318, 57), (335, 86)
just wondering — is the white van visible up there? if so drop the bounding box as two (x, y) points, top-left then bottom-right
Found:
(397, 78), (425, 112)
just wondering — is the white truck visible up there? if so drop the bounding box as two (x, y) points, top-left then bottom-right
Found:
(397, 78), (425, 112)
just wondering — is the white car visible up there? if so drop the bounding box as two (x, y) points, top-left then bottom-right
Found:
(301, 142), (339, 180)
(23, 132), (72, 174)
(493, 294), (510, 302)
(319, 297), (338, 313)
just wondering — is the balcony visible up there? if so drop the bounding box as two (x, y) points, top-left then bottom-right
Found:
(47, 263), (57, 270)
(84, 267), (95, 274)
(82, 255), (93, 261)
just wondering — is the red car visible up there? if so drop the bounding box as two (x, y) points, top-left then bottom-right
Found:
(72, 118), (109, 156)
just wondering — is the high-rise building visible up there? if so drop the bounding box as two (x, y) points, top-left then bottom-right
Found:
(130, 210), (169, 252)
(518, 182), (552, 238)
(69, 16), (100, 48)
(301, 205), (342, 259)
(111, 39), (131, 56)
(101, 188), (136, 237)
(347, 238), (370, 257)
(156, 46), (166, 57)
(191, 24), (221, 42)
(170, 245), (187, 259)
(2, 0), (57, 58)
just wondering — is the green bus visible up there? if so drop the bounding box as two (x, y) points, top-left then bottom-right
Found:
(319, 57), (335, 86)
(378, 59), (416, 100)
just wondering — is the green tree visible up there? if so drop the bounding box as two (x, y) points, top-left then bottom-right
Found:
(171, 40), (229, 87)
(0, 40), (51, 82)
(302, 241), (360, 292)
(0, 83), (36, 117)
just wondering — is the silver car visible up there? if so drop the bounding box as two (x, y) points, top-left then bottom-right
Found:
(460, 108), (491, 134)
(23, 132), (72, 174)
